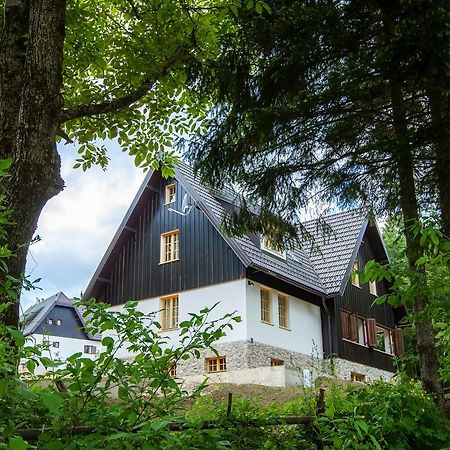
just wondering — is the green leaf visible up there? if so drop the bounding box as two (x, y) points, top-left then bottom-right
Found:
(8, 437), (28, 450)
(9, 328), (24, 347)
(41, 392), (63, 416)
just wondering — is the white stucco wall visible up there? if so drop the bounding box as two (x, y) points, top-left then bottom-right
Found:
(245, 281), (323, 358)
(23, 334), (102, 374)
(108, 278), (248, 359)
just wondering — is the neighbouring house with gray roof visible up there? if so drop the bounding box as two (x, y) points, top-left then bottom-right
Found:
(83, 161), (405, 386)
(21, 292), (101, 374)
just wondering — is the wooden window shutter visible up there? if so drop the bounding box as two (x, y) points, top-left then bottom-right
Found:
(350, 314), (359, 342)
(393, 328), (405, 355)
(341, 311), (350, 340)
(366, 319), (377, 348)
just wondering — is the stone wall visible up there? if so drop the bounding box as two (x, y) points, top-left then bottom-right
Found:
(178, 340), (395, 384)
(330, 358), (394, 382)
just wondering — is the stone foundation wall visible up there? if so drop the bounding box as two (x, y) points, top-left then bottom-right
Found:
(178, 340), (321, 377)
(330, 358), (394, 382)
(178, 340), (395, 384)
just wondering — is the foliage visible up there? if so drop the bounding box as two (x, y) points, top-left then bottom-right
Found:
(360, 219), (450, 383)
(316, 381), (450, 450)
(0, 300), (240, 449)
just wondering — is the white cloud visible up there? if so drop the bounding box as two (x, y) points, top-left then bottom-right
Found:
(21, 141), (145, 311)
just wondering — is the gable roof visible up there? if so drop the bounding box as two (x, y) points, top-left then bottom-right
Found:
(84, 160), (384, 300)
(21, 292), (101, 340)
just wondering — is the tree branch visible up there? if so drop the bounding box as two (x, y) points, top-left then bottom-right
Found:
(61, 47), (189, 123)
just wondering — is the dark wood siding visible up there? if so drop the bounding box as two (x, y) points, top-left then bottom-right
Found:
(95, 176), (245, 305)
(332, 234), (397, 372)
(35, 306), (88, 340)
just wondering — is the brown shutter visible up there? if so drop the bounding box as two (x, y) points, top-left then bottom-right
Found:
(366, 319), (377, 348)
(393, 328), (405, 355)
(350, 314), (359, 342)
(341, 311), (350, 340)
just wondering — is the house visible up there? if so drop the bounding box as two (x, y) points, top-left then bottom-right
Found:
(21, 292), (101, 373)
(83, 161), (405, 386)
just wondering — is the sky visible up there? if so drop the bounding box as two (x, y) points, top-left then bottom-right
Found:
(21, 141), (145, 313)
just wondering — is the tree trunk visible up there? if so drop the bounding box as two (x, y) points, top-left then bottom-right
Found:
(381, 4), (448, 415)
(0, 0), (66, 327)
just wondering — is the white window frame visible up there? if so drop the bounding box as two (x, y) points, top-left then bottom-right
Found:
(260, 236), (287, 259)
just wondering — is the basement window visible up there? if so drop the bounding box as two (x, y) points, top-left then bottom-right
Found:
(271, 358), (284, 367)
(206, 356), (226, 373)
(161, 230), (180, 263)
(168, 364), (177, 378)
(351, 372), (366, 382)
(165, 183), (176, 204)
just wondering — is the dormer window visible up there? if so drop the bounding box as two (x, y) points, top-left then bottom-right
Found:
(260, 236), (287, 259)
(165, 183), (176, 204)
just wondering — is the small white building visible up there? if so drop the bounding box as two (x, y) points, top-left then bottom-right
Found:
(21, 292), (102, 374)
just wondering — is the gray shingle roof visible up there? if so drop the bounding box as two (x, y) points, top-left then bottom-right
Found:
(21, 292), (101, 340)
(176, 161), (367, 297)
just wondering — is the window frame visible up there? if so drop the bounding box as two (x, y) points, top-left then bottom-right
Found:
(341, 310), (366, 346)
(351, 260), (360, 287)
(160, 294), (179, 331)
(278, 294), (289, 329)
(84, 345), (97, 354)
(260, 288), (272, 324)
(52, 341), (60, 348)
(369, 280), (377, 296)
(168, 363), (177, 377)
(165, 183), (176, 205)
(260, 236), (287, 259)
(160, 229), (180, 264)
(351, 372), (366, 382)
(375, 325), (393, 355)
(270, 358), (284, 367)
(205, 356), (226, 373)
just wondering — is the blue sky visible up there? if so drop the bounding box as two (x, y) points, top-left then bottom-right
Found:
(21, 141), (145, 313)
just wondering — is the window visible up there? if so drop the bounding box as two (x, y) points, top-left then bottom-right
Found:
(375, 326), (392, 354)
(165, 183), (176, 204)
(206, 356), (226, 373)
(271, 358), (284, 367)
(84, 345), (97, 354)
(369, 280), (377, 296)
(260, 288), (271, 323)
(351, 372), (366, 382)
(278, 294), (288, 328)
(261, 236), (286, 259)
(52, 341), (59, 348)
(47, 318), (53, 325)
(160, 295), (179, 330)
(160, 230), (179, 263)
(168, 364), (177, 377)
(352, 260), (360, 287)
(47, 318), (61, 325)
(341, 310), (365, 345)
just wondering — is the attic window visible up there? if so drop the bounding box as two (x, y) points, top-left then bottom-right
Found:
(369, 280), (377, 296)
(165, 183), (176, 204)
(161, 230), (180, 263)
(260, 236), (286, 259)
(351, 260), (360, 287)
